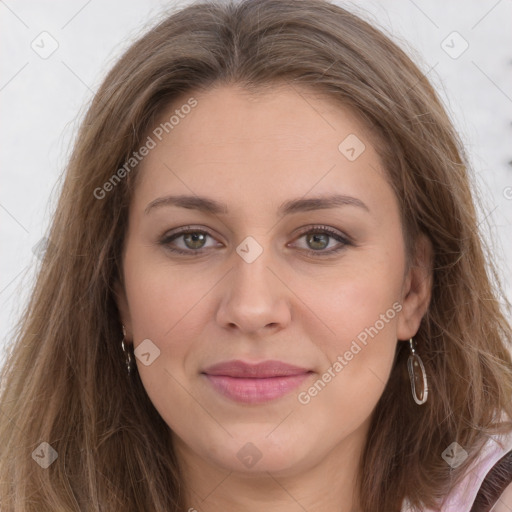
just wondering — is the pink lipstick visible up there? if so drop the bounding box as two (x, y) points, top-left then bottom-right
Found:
(202, 360), (312, 404)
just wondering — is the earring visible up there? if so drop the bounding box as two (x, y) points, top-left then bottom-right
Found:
(121, 324), (133, 375)
(407, 337), (428, 405)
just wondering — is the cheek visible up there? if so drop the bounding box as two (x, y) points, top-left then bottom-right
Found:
(123, 246), (211, 339)
(307, 248), (404, 350)
(298, 246), (403, 407)
(122, 246), (225, 403)
(122, 251), (209, 432)
(295, 277), (400, 441)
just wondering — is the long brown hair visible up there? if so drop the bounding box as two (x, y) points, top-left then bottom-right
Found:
(1, 0), (511, 510)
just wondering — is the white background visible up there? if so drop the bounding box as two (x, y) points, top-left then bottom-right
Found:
(1, 0), (511, 367)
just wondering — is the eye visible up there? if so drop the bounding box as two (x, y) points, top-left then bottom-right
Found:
(159, 225), (352, 256)
(290, 225), (352, 256)
(159, 226), (219, 255)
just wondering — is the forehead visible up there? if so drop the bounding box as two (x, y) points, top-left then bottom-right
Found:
(145, 83), (372, 156)
(131, 83), (393, 219)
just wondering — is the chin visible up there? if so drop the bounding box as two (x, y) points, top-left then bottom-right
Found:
(202, 432), (312, 476)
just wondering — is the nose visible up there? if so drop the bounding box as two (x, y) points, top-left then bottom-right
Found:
(215, 246), (292, 335)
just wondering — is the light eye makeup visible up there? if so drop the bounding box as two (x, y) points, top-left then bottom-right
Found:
(157, 224), (354, 258)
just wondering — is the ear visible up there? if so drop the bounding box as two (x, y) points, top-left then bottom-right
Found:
(396, 232), (433, 341)
(114, 278), (133, 344)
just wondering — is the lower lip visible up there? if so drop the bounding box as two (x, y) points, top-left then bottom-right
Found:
(203, 373), (312, 404)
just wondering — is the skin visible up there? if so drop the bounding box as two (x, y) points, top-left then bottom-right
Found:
(491, 482), (512, 512)
(115, 83), (433, 512)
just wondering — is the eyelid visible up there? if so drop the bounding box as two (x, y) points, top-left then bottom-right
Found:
(292, 224), (348, 240)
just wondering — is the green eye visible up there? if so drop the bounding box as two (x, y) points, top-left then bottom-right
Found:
(181, 232), (208, 250)
(160, 225), (352, 257)
(305, 232), (330, 251)
(160, 228), (217, 255)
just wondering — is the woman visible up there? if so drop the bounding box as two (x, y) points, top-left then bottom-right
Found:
(1, 0), (511, 510)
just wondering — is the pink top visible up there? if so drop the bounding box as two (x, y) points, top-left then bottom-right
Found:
(401, 429), (512, 511)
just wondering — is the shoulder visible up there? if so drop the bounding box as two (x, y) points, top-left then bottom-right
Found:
(472, 447), (512, 511)
(401, 429), (512, 512)
(448, 430), (512, 512)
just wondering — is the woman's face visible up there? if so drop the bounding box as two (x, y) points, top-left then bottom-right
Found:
(116, 84), (431, 480)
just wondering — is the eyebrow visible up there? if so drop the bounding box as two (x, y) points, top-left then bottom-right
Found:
(144, 193), (370, 216)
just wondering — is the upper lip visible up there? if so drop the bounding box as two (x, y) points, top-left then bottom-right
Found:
(202, 360), (312, 378)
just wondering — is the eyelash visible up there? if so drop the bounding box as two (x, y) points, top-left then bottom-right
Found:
(159, 225), (352, 257)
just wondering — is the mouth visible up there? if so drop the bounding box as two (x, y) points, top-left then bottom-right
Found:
(201, 360), (314, 404)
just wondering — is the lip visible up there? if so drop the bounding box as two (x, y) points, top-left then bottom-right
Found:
(202, 360), (313, 404)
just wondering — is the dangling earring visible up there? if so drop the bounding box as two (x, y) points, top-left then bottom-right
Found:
(407, 337), (428, 405)
(121, 324), (133, 375)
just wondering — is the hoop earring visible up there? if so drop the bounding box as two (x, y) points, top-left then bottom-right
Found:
(407, 337), (428, 405)
(121, 324), (133, 375)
